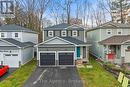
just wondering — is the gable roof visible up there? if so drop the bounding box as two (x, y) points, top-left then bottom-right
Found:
(60, 37), (90, 45)
(44, 23), (84, 30)
(87, 21), (130, 32)
(0, 24), (37, 34)
(99, 35), (130, 45)
(37, 36), (91, 47)
(1, 38), (35, 48)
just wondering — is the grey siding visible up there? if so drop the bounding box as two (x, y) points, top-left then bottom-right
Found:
(0, 46), (19, 50)
(83, 47), (86, 58)
(44, 30), (85, 42)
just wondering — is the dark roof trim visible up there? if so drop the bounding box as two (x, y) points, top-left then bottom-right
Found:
(44, 23), (84, 30)
(0, 24), (38, 34)
(99, 35), (130, 45)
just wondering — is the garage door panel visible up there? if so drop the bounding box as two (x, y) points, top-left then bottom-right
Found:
(59, 53), (74, 65)
(4, 54), (19, 67)
(40, 53), (55, 65)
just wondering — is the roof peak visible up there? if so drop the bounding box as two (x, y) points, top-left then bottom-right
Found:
(44, 23), (84, 30)
(0, 24), (37, 33)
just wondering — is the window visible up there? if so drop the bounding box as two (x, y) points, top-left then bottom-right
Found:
(107, 29), (112, 35)
(72, 30), (77, 37)
(48, 31), (53, 37)
(61, 31), (66, 37)
(12, 54), (18, 56)
(15, 33), (18, 37)
(1, 33), (4, 37)
(5, 54), (11, 56)
(117, 29), (122, 35)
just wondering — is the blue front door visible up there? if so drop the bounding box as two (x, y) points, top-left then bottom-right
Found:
(77, 47), (80, 59)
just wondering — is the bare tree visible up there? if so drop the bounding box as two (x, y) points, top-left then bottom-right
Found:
(49, 0), (61, 24)
(57, 0), (74, 24)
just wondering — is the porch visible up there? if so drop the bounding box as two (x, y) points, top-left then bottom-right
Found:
(104, 45), (123, 64)
(76, 46), (89, 65)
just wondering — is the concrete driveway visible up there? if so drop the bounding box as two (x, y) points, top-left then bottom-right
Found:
(0, 68), (17, 82)
(24, 67), (83, 87)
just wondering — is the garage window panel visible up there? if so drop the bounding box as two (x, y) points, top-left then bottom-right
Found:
(12, 54), (18, 56)
(5, 54), (11, 56)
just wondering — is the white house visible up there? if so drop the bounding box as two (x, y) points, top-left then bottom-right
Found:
(87, 22), (130, 64)
(0, 24), (38, 68)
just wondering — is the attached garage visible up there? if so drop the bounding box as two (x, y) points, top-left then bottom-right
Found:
(58, 52), (74, 65)
(39, 52), (74, 66)
(37, 37), (90, 67)
(40, 52), (55, 66)
(4, 54), (19, 67)
(0, 38), (35, 68)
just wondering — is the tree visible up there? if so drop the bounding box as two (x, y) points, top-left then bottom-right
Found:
(5, 0), (51, 42)
(57, 0), (74, 24)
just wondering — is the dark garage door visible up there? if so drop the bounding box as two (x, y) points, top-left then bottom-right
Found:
(59, 53), (74, 65)
(40, 53), (55, 65)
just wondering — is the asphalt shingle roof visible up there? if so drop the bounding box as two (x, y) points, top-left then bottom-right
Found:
(99, 35), (130, 45)
(87, 21), (130, 32)
(0, 24), (37, 33)
(1, 38), (35, 48)
(60, 37), (90, 45)
(44, 23), (84, 30)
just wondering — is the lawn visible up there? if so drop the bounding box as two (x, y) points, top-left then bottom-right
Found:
(0, 59), (37, 87)
(78, 56), (121, 87)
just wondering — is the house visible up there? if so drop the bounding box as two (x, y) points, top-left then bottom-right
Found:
(36, 23), (91, 67)
(0, 24), (38, 68)
(87, 21), (130, 64)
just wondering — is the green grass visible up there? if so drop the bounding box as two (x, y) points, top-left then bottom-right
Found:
(0, 59), (37, 87)
(78, 56), (121, 87)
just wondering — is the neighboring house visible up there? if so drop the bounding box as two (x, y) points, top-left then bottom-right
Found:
(87, 21), (130, 64)
(36, 23), (91, 67)
(0, 24), (38, 68)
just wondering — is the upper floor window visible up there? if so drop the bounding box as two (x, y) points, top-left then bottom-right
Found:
(107, 29), (112, 35)
(1, 33), (5, 38)
(61, 30), (66, 37)
(117, 29), (122, 35)
(15, 33), (18, 37)
(48, 31), (53, 37)
(72, 30), (77, 37)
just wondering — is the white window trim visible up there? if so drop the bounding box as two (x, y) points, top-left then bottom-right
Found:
(117, 29), (122, 35)
(61, 30), (67, 37)
(106, 29), (112, 35)
(48, 31), (53, 37)
(72, 30), (77, 37)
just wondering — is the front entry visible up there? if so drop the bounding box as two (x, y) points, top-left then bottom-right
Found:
(77, 47), (80, 59)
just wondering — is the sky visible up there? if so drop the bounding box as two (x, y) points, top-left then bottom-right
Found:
(44, 0), (111, 27)
(0, 0), (111, 27)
